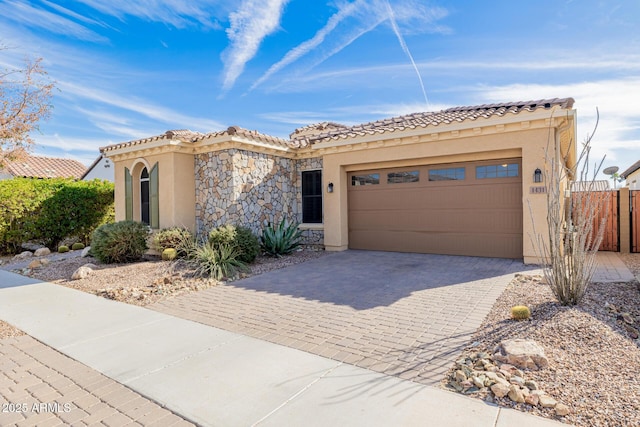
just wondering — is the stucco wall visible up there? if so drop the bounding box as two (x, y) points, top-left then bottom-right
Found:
(626, 169), (640, 190)
(320, 125), (567, 263)
(195, 149), (297, 237)
(83, 157), (114, 182)
(112, 151), (195, 231)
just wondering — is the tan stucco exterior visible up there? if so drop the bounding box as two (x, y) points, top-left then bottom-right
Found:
(112, 149), (196, 231)
(318, 109), (576, 264)
(625, 169), (640, 190)
(102, 100), (576, 264)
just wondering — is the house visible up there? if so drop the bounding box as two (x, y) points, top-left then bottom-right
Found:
(100, 98), (577, 264)
(81, 154), (114, 182)
(621, 160), (640, 190)
(0, 154), (86, 180)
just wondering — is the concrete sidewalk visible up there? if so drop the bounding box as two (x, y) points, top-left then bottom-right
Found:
(0, 270), (564, 427)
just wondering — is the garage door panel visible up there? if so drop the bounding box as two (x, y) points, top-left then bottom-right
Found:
(349, 208), (522, 234)
(349, 230), (522, 259)
(350, 184), (521, 211)
(347, 159), (523, 258)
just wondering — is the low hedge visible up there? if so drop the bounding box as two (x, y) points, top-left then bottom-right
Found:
(0, 177), (114, 254)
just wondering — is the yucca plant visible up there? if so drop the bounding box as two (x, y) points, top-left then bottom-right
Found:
(261, 219), (303, 257)
(187, 242), (248, 280)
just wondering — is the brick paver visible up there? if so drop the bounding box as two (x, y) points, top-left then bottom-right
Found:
(152, 251), (530, 386)
(0, 335), (195, 427)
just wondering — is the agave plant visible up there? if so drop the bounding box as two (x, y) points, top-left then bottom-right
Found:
(187, 242), (248, 280)
(261, 219), (303, 257)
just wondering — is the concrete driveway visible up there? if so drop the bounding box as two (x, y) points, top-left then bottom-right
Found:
(152, 250), (532, 385)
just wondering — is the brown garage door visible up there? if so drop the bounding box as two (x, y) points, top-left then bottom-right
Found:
(348, 159), (523, 258)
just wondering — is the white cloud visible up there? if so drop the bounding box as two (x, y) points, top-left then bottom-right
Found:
(259, 102), (452, 128)
(72, 0), (228, 28)
(221, 0), (289, 92)
(467, 78), (640, 168)
(0, 0), (108, 42)
(58, 81), (225, 133)
(250, 0), (449, 92)
(385, 0), (429, 108)
(250, 0), (364, 91)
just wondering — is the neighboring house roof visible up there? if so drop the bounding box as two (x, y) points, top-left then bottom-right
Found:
(0, 154), (86, 179)
(621, 159), (640, 178)
(292, 98), (575, 145)
(101, 98), (575, 154)
(570, 180), (611, 192)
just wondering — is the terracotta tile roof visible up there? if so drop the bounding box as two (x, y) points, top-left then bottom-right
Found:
(100, 98), (575, 154)
(1, 154), (86, 179)
(289, 122), (348, 139)
(621, 159), (640, 178)
(101, 127), (293, 153)
(195, 126), (293, 149)
(292, 98), (575, 145)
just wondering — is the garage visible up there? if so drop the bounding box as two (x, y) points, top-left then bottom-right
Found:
(347, 159), (523, 258)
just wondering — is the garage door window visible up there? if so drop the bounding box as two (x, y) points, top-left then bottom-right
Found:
(388, 171), (419, 184)
(302, 170), (322, 223)
(429, 167), (465, 181)
(352, 174), (380, 186)
(476, 163), (519, 179)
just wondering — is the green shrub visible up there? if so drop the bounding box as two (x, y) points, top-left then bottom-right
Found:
(152, 227), (193, 257)
(511, 305), (531, 320)
(187, 242), (248, 280)
(91, 221), (148, 264)
(0, 178), (114, 254)
(260, 219), (303, 257)
(71, 242), (85, 250)
(162, 248), (178, 261)
(58, 245), (69, 253)
(208, 224), (260, 263)
(0, 178), (57, 254)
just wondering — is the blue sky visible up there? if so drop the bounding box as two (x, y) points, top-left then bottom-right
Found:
(1, 0), (639, 179)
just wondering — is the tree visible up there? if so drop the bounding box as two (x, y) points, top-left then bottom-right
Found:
(0, 47), (54, 166)
(530, 111), (609, 305)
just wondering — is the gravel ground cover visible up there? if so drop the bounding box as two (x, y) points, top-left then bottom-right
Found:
(442, 253), (640, 427)
(2, 249), (327, 307)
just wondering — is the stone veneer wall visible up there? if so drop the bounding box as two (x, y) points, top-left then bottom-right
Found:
(195, 149), (296, 237)
(295, 157), (324, 246)
(195, 151), (324, 247)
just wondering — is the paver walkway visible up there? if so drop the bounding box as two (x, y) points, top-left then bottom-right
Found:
(593, 252), (636, 282)
(152, 251), (534, 385)
(0, 335), (194, 427)
(0, 269), (565, 427)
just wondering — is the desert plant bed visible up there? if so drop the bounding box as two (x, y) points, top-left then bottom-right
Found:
(441, 255), (640, 427)
(7, 249), (326, 307)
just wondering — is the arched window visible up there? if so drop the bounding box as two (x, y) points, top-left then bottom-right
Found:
(124, 162), (159, 228)
(140, 167), (150, 225)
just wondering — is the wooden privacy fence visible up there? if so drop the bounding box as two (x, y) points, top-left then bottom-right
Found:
(572, 188), (639, 253)
(633, 190), (639, 253)
(571, 190), (618, 252)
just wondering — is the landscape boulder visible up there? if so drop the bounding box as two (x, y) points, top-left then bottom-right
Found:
(13, 251), (33, 261)
(71, 266), (94, 280)
(494, 339), (548, 370)
(34, 247), (51, 257)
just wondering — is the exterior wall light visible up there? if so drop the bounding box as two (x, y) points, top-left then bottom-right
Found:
(534, 168), (543, 183)
(327, 182), (334, 193)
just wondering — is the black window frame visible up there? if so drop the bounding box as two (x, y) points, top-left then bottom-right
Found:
(302, 170), (322, 224)
(429, 167), (466, 181)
